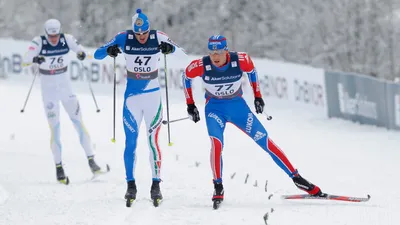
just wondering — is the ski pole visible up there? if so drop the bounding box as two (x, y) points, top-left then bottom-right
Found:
(264, 112), (273, 120)
(20, 69), (38, 113)
(163, 54), (173, 146)
(111, 57), (117, 143)
(81, 62), (100, 113)
(162, 116), (189, 125)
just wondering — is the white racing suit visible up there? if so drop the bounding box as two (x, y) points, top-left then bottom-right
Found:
(23, 34), (94, 165)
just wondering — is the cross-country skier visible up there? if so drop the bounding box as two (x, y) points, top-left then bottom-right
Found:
(182, 35), (324, 209)
(22, 19), (107, 185)
(93, 8), (187, 207)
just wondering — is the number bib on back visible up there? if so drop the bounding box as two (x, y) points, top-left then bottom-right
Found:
(202, 52), (243, 99)
(39, 34), (70, 75)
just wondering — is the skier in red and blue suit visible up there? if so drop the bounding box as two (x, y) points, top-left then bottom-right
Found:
(182, 35), (324, 206)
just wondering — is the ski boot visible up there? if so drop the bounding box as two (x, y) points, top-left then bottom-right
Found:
(150, 180), (163, 207)
(212, 181), (224, 209)
(125, 180), (137, 207)
(292, 174), (326, 197)
(88, 156), (110, 177)
(56, 163), (69, 185)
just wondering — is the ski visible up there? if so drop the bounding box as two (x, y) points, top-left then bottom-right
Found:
(281, 193), (371, 202)
(212, 199), (223, 209)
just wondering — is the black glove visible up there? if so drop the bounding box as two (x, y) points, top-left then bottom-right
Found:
(33, 56), (45, 64)
(106, 45), (121, 58)
(158, 41), (174, 54)
(187, 103), (200, 123)
(77, 51), (86, 61)
(254, 97), (265, 114)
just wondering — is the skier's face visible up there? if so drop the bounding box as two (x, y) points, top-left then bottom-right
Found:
(135, 31), (150, 44)
(47, 34), (60, 45)
(209, 50), (228, 67)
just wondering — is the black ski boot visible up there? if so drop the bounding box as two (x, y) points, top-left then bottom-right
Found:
(150, 180), (163, 207)
(125, 180), (137, 207)
(56, 163), (69, 185)
(292, 174), (325, 197)
(212, 182), (224, 209)
(88, 156), (101, 174)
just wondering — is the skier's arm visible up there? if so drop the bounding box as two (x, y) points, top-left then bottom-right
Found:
(65, 34), (85, 53)
(94, 31), (127, 59)
(22, 37), (42, 66)
(238, 52), (262, 98)
(157, 31), (187, 58)
(64, 34), (87, 60)
(183, 59), (204, 104)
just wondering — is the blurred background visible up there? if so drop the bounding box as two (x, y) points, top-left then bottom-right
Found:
(2, 0), (400, 80)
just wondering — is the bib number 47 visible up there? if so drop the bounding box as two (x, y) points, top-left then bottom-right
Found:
(133, 56), (151, 72)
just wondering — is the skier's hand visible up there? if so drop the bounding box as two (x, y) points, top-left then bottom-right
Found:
(158, 41), (174, 54)
(33, 56), (45, 64)
(254, 97), (265, 114)
(106, 45), (121, 58)
(187, 103), (200, 123)
(77, 51), (86, 61)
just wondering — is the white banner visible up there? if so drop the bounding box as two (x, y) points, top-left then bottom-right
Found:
(0, 38), (327, 117)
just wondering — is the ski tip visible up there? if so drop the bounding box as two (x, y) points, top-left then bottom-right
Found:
(106, 164), (110, 172)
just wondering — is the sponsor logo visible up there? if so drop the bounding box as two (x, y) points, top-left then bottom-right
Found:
(47, 111), (56, 118)
(231, 61), (237, 67)
(253, 131), (266, 142)
(123, 117), (135, 133)
(46, 102), (54, 109)
(260, 75), (288, 99)
(208, 112), (224, 128)
(338, 83), (377, 120)
(74, 103), (80, 115)
(245, 113), (253, 133)
(150, 34), (155, 39)
(128, 34), (133, 39)
(42, 48), (69, 55)
(135, 18), (144, 26)
(187, 62), (198, 72)
(126, 46), (158, 51)
(210, 74), (241, 81)
(205, 65), (211, 71)
(294, 79), (324, 106)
